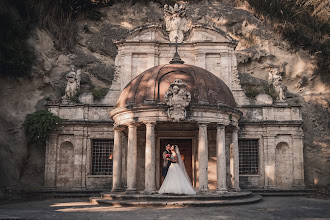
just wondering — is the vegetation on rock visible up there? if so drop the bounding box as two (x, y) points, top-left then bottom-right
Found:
(91, 88), (108, 101)
(236, 0), (330, 82)
(23, 110), (62, 147)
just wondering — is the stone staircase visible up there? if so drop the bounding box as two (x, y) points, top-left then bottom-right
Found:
(89, 191), (262, 207)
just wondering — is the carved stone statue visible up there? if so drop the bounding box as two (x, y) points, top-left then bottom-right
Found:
(165, 79), (191, 122)
(164, 3), (189, 43)
(63, 65), (81, 100)
(268, 68), (286, 101)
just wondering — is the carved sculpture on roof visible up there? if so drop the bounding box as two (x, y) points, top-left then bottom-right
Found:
(164, 3), (189, 43)
(165, 79), (191, 122)
(62, 65), (81, 102)
(268, 68), (286, 101)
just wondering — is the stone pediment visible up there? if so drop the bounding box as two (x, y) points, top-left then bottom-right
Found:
(185, 25), (237, 44)
(116, 25), (168, 43)
(115, 24), (237, 46)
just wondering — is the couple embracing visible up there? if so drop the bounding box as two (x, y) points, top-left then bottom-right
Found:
(159, 143), (196, 195)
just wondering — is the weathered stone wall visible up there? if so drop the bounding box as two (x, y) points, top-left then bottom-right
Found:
(0, 0), (328, 192)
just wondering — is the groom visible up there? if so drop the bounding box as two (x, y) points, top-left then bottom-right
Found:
(162, 143), (172, 179)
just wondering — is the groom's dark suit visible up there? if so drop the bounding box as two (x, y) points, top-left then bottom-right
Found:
(162, 149), (171, 178)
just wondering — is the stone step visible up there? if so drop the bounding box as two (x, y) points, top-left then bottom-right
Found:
(100, 191), (253, 201)
(90, 194), (262, 207)
(251, 189), (316, 196)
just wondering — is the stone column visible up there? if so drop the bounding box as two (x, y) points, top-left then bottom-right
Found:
(144, 122), (156, 194)
(112, 126), (123, 192)
(216, 124), (227, 193)
(198, 123), (208, 192)
(126, 123), (138, 193)
(230, 127), (240, 191)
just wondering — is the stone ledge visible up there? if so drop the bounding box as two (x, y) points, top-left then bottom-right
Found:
(90, 194), (262, 207)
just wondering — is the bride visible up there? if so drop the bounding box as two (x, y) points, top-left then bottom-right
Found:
(158, 145), (196, 195)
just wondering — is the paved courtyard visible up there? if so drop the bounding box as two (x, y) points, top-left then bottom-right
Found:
(0, 196), (329, 220)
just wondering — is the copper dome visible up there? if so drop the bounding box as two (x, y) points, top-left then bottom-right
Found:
(117, 63), (236, 108)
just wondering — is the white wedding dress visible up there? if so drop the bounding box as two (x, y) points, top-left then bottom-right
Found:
(158, 147), (196, 195)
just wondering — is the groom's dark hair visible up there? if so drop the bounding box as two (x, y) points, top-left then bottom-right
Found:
(166, 143), (171, 146)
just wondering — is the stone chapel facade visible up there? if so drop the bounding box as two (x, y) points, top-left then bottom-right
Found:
(44, 5), (305, 192)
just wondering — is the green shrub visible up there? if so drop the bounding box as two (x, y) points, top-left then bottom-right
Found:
(245, 87), (260, 99)
(263, 83), (278, 101)
(68, 89), (82, 103)
(91, 88), (108, 101)
(24, 110), (62, 147)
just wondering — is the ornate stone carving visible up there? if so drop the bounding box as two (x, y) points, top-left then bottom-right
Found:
(164, 3), (189, 43)
(62, 65), (81, 101)
(165, 79), (191, 122)
(268, 68), (286, 101)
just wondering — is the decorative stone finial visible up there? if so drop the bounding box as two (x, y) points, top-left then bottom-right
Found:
(164, 3), (189, 43)
(169, 36), (184, 64)
(164, 79), (191, 122)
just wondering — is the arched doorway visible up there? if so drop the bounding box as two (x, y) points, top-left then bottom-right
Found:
(275, 142), (293, 189)
(57, 141), (74, 189)
(159, 139), (193, 185)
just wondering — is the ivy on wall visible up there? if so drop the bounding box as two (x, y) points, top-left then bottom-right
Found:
(23, 110), (62, 147)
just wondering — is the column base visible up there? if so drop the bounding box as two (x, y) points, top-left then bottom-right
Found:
(111, 188), (124, 193)
(125, 189), (138, 194)
(216, 188), (228, 194)
(143, 190), (157, 195)
(232, 187), (241, 192)
(197, 189), (209, 194)
(293, 185), (306, 189)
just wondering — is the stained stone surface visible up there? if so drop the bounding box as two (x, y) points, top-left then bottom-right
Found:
(0, 197), (329, 219)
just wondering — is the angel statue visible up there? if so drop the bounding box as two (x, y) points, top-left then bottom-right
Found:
(63, 65), (82, 101)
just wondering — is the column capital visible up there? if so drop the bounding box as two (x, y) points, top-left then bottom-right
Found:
(216, 124), (225, 129)
(127, 123), (137, 128)
(198, 122), (208, 127)
(114, 125), (125, 131)
(233, 126), (239, 132)
(144, 121), (156, 126)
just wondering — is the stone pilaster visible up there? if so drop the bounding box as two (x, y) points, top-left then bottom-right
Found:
(144, 122), (156, 193)
(216, 124), (227, 193)
(126, 124), (138, 193)
(43, 134), (58, 190)
(112, 126), (124, 192)
(198, 123), (208, 192)
(230, 128), (240, 191)
(293, 134), (305, 187)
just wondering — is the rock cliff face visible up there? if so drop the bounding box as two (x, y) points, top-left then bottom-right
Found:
(0, 1), (328, 191)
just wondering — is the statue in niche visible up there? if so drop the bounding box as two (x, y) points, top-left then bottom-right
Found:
(63, 65), (81, 100)
(268, 68), (286, 101)
(164, 3), (189, 43)
(165, 79), (191, 122)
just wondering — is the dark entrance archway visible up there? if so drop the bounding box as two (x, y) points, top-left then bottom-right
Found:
(160, 139), (193, 185)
